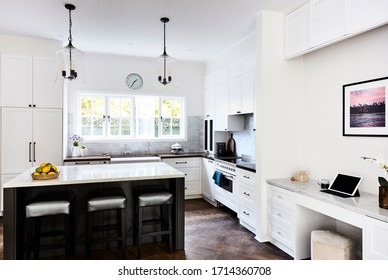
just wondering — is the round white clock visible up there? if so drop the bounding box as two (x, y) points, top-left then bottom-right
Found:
(126, 73), (143, 90)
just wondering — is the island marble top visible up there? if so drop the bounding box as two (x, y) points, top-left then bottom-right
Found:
(3, 162), (185, 189)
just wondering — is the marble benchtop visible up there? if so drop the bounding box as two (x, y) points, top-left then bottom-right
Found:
(267, 178), (388, 223)
(3, 162), (185, 189)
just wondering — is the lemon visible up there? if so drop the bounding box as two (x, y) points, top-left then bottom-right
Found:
(41, 172), (47, 175)
(48, 172), (55, 175)
(42, 166), (51, 173)
(52, 165), (58, 172)
(33, 172), (40, 176)
(40, 162), (47, 168)
(35, 167), (42, 173)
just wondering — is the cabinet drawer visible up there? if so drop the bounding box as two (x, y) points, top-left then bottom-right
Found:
(239, 184), (255, 205)
(238, 169), (256, 186)
(269, 203), (294, 229)
(269, 221), (294, 250)
(269, 186), (293, 208)
(179, 167), (200, 182)
(184, 181), (201, 196)
(163, 157), (200, 168)
(239, 204), (256, 228)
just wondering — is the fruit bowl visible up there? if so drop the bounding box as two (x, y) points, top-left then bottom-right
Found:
(31, 171), (60, 180)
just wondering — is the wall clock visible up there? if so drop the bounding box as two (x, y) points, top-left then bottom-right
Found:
(126, 73), (143, 90)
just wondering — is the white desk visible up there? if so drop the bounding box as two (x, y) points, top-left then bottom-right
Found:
(267, 178), (388, 260)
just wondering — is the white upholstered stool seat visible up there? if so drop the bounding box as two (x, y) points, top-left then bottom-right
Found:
(311, 230), (356, 260)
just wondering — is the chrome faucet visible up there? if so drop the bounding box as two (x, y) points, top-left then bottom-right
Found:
(146, 140), (151, 155)
(123, 142), (128, 155)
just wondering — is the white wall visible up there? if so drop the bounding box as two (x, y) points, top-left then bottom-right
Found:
(255, 11), (304, 240)
(65, 53), (205, 156)
(302, 24), (388, 195)
(0, 34), (61, 57)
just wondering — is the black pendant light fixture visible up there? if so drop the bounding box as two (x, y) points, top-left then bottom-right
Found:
(157, 17), (175, 85)
(56, 3), (84, 81)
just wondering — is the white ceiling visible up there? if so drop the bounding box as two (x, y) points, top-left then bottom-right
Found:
(0, 0), (306, 62)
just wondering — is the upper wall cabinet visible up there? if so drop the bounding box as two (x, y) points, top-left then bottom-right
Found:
(0, 54), (62, 108)
(346, 0), (388, 34)
(285, 0), (388, 59)
(310, 0), (346, 47)
(284, 3), (310, 57)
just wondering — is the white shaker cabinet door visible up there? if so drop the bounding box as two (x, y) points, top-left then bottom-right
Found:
(0, 54), (33, 107)
(1, 107), (33, 174)
(33, 108), (63, 166)
(33, 57), (63, 109)
(310, 0), (346, 47)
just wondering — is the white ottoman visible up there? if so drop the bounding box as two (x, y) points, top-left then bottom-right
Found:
(311, 230), (356, 260)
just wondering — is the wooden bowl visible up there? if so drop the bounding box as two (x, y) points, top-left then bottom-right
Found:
(31, 171), (60, 180)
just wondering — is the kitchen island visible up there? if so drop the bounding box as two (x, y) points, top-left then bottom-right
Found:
(3, 162), (185, 259)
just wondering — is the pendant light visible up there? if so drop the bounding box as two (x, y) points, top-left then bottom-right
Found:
(56, 3), (84, 81)
(157, 17), (175, 85)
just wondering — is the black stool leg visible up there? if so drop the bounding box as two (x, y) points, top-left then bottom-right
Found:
(120, 208), (126, 259)
(86, 212), (92, 259)
(168, 204), (172, 254)
(64, 214), (71, 259)
(25, 218), (33, 260)
(137, 206), (143, 259)
(33, 217), (42, 259)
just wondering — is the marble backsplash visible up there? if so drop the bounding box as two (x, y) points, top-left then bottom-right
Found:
(68, 116), (204, 156)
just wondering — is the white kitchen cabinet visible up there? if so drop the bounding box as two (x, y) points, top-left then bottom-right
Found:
(268, 185), (296, 257)
(0, 107), (63, 174)
(0, 54), (62, 108)
(204, 86), (216, 118)
(162, 157), (202, 199)
(214, 81), (244, 131)
(229, 71), (256, 115)
(363, 216), (388, 260)
(202, 158), (216, 203)
(237, 168), (257, 233)
(346, 0), (388, 34)
(284, 3), (310, 58)
(310, 0), (346, 47)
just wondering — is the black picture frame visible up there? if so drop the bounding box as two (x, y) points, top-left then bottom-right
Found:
(343, 76), (388, 136)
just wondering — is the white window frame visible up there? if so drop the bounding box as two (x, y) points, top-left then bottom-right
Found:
(76, 92), (186, 141)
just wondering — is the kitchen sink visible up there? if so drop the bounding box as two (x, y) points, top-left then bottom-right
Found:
(110, 154), (161, 163)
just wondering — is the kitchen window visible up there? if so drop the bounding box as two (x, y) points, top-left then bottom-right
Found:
(77, 93), (185, 140)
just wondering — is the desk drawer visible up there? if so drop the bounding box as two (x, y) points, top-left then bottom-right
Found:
(269, 186), (293, 208)
(269, 221), (293, 250)
(269, 203), (294, 229)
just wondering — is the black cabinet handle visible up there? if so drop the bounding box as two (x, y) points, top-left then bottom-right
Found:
(33, 142), (36, 162)
(28, 142), (32, 162)
(243, 192), (250, 196)
(175, 161), (187, 164)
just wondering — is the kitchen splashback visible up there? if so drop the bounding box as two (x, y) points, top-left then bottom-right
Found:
(68, 116), (203, 156)
(232, 114), (255, 159)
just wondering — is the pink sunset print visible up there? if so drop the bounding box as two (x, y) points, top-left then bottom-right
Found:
(349, 86), (386, 127)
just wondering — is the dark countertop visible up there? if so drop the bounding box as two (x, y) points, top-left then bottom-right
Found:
(63, 152), (256, 172)
(63, 155), (111, 162)
(157, 152), (209, 158)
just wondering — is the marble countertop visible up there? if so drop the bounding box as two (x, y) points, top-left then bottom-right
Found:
(267, 178), (388, 223)
(3, 162), (185, 189)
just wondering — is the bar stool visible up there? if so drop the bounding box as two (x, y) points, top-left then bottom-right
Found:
(133, 186), (173, 259)
(86, 188), (127, 259)
(25, 191), (75, 260)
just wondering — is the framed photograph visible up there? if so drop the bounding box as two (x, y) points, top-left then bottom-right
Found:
(343, 76), (388, 136)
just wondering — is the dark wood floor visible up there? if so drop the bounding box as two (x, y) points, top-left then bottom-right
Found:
(0, 198), (292, 260)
